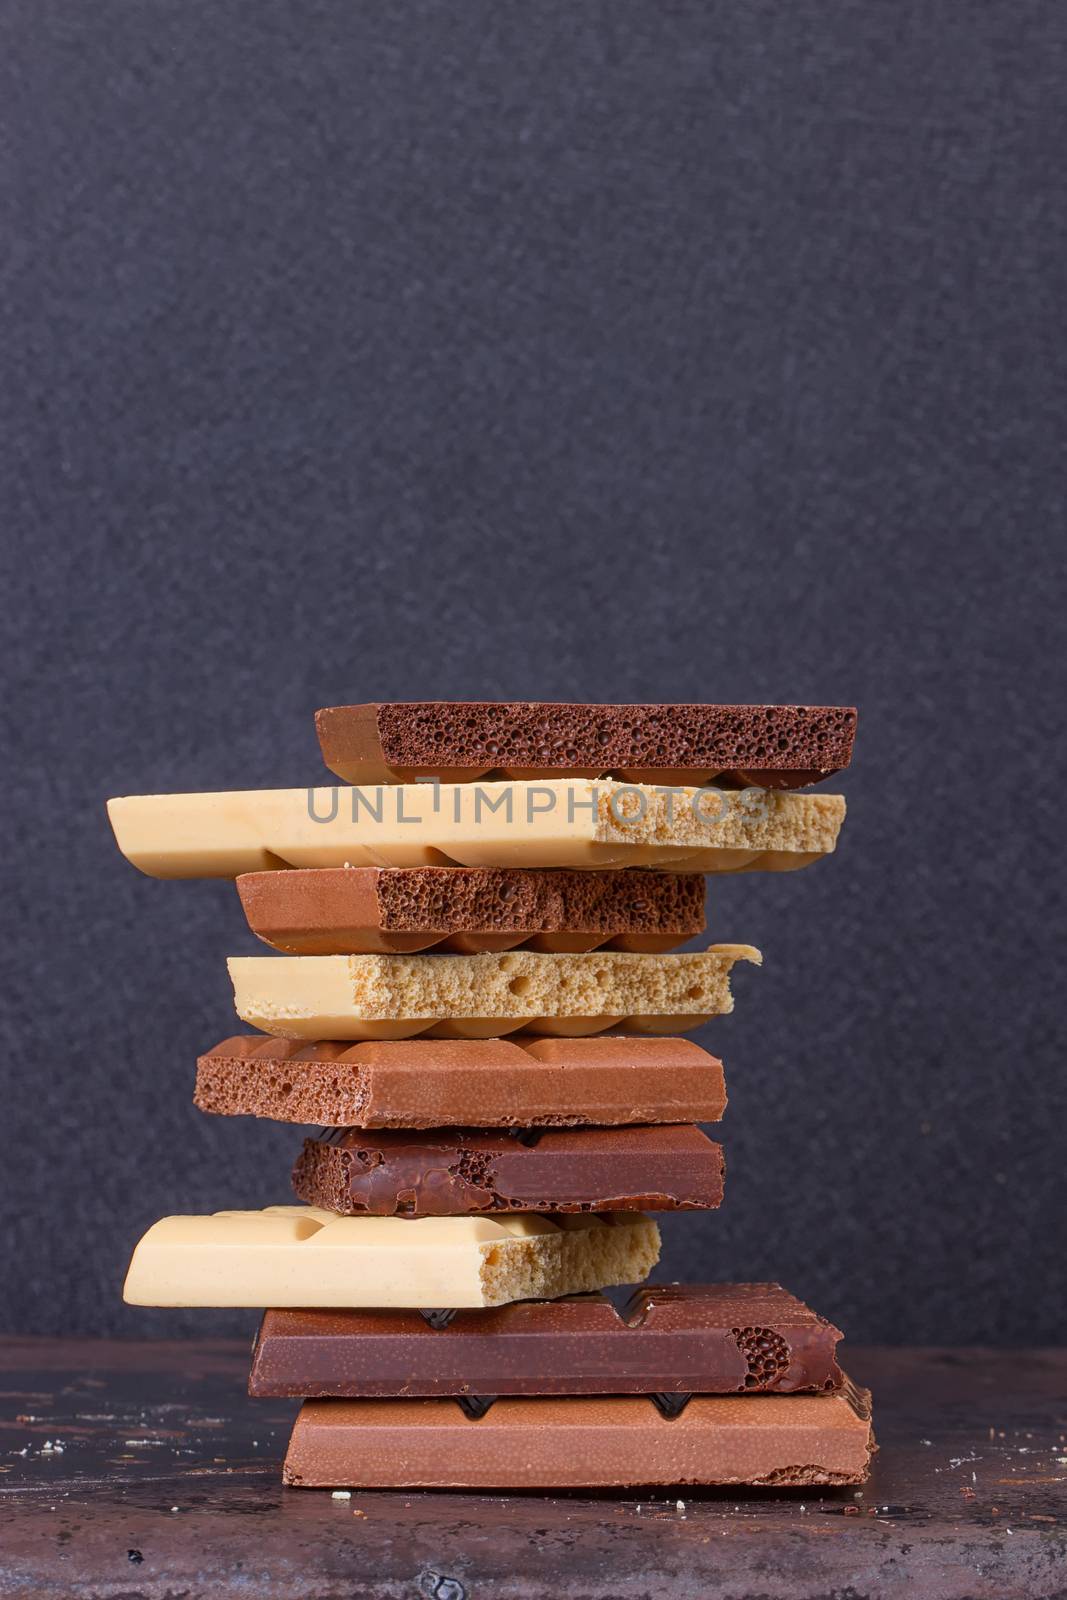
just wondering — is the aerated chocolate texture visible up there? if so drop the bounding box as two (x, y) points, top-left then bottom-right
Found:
(194, 1034), (728, 1128)
(108, 781), (844, 877)
(123, 1208), (661, 1309)
(227, 945), (758, 1040)
(316, 701), (857, 786)
(250, 1283), (844, 1398)
(237, 865), (707, 955)
(281, 1381), (875, 1489)
(291, 1124), (725, 1216)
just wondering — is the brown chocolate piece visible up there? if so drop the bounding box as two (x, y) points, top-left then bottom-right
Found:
(195, 1034), (727, 1128)
(282, 1379), (874, 1488)
(250, 1283), (844, 1398)
(236, 865), (706, 955)
(316, 701), (857, 787)
(291, 1125), (725, 1216)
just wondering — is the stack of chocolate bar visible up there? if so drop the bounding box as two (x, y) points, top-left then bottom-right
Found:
(110, 700), (874, 1490)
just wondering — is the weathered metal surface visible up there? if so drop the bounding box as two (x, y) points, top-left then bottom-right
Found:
(0, 1340), (1064, 1598)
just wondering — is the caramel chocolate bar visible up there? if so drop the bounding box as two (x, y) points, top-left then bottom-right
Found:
(106, 781), (844, 877)
(249, 1283), (844, 1398)
(282, 1382), (875, 1488)
(227, 945), (760, 1040)
(195, 1035), (728, 1129)
(291, 1125), (725, 1216)
(123, 1208), (660, 1309)
(316, 701), (857, 787)
(237, 865), (706, 955)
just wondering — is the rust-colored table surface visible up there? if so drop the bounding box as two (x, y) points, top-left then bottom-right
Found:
(0, 1339), (1064, 1599)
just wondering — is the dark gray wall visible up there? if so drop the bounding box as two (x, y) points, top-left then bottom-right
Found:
(3, 1), (1064, 1344)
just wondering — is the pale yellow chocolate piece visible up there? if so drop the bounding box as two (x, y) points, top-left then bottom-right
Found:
(122, 1206), (661, 1308)
(227, 945), (761, 1040)
(106, 781), (844, 877)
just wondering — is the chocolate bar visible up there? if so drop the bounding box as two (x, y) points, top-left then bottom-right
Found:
(249, 1283), (843, 1398)
(106, 781), (844, 877)
(122, 1207), (661, 1309)
(316, 701), (857, 787)
(282, 1381), (875, 1488)
(237, 865), (707, 955)
(291, 1125), (725, 1216)
(194, 1034), (728, 1128)
(227, 945), (760, 1040)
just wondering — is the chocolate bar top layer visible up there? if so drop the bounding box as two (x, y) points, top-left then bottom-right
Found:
(291, 1124), (725, 1216)
(195, 1034), (727, 1128)
(316, 701), (857, 787)
(237, 866), (707, 955)
(282, 1380), (874, 1489)
(250, 1283), (844, 1398)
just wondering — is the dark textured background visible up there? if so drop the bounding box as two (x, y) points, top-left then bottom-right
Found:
(2, 1), (1064, 1344)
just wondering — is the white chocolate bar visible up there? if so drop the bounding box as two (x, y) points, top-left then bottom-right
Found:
(106, 781), (844, 877)
(227, 946), (761, 1039)
(122, 1207), (661, 1309)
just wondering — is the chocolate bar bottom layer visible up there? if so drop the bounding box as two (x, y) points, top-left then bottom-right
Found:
(291, 1125), (725, 1216)
(249, 1284), (843, 1398)
(282, 1381), (875, 1489)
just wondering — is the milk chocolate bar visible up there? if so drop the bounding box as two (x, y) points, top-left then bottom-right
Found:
(291, 1125), (725, 1216)
(227, 945), (760, 1040)
(195, 1035), (728, 1128)
(122, 1207), (660, 1309)
(237, 865), (706, 955)
(316, 701), (857, 787)
(107, 781), (844, 876)
(282, 1382), (875, 1488)
(250, 1283), (843, 1398)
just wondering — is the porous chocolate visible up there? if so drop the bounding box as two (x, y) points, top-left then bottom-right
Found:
(250, 1282), (844, 1397)
(236, 865), (706, 955)
(290, 1124), (725, 1216)
(316, 701), (857, 787)
(194, 1034), (727, 1128)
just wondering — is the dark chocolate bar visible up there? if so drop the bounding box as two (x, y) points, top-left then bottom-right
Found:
(250, 1282), (843, 1397)
(290, 1124), (725, 1216)
(236, 865), (706, 955)
(316, 701), (857, 787)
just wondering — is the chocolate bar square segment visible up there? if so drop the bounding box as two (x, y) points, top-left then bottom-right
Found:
(281, 1382), (875, 1488)
(194, 1034), (728, 1128)
(236, 865), (707, 955)
(315, 701), (857, 787)
(249, 1282), (844, 1398)
(290, 1124), (725, 1216)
